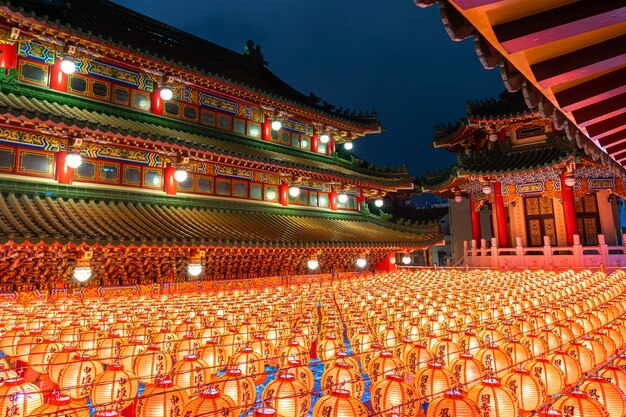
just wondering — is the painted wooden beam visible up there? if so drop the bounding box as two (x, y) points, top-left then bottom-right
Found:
(572, 92), (626, 128)
(555, 67), (626, 112)
(453, 0), (505, 10)
(586, 113), (626, 140)
(604, 135), (626, 155)
(531, 34), (626, 89)
(493, 0), (626, 54)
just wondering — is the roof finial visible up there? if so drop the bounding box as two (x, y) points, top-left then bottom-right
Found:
(244, 40), (268, 67)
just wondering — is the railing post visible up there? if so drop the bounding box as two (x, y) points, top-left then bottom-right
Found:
(480, 239), (487, 267)
(491, 237), (499, 268)
(598, 234), (609, 266)
(573, 234), (583, 267)
(463, 240), (468, 265)
(515, 237), (524, 267)
(543, 235), (552, 268)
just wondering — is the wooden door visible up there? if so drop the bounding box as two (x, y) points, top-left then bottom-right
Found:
(524, 196), (556, 247)
(575, 194), (601, 246)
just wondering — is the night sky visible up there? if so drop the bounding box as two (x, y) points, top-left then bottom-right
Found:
(114, 0), (503, 178)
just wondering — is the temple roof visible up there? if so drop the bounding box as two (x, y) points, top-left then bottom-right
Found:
(466, 90), (534, 121)
(0, 189), (439, 248)
(0, 81), (411, 188)
(3, 0), (377, 128)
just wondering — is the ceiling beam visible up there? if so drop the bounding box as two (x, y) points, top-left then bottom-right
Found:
(452, 0), (506, 10)
(572, 92), (626, 128)
(554, 67), (626, 112)
(604, 139), (626, 156)
(531, 35), (626, 89)
(586, 113), (626, 140)
(493, 0), (626, 54)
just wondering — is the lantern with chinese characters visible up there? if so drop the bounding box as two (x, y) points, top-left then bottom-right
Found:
(458, 330), (483, 355)
(214, 367), (256, 415)
(549, 350), (583, 386)
(136, 378), (189, 417)
(475, 344), (512, 378)
(501, 368), (546, 414)
(379, 325), (400, 349)
(222, 329), (246, 361)
(97, 333), (128, 363)
(317, 334), (344, 362)
(404, 343), (435, 376)
(321, 362), (364, 399)
(311, 389), (368, 417)
(181, 387), (237, 417)
(449, 353), (486, 388)
(580, 376), (626, 417)
(90, 363), (138, 412)
(231, 346), (266, 385)
(171, 354), (211, 397)
(325, 351), (360, 373)
(174, 334), (201, 361)
(565, 342), (595, 373)
(468, 378), (519, 417)
(152, 328), (179, 356)
(28, 339), (63, 374)
(250, 333), (275, 366)
(118, 340), (146, 372)
(279, 340), (309, 367)
(58, 355), (104, 399)
(502, 339), (531, 366)
(432, 337), (461, 367)
(426, 389), (480, 417)
(0, 327), (25, 358)
(368, 350), (404, 384)
(552, 390), (610, 417)
(261, 372), (311, 417)
(283, 358), (314, 390)
(521, 334), (547, 357)
(15, 331), (44, 363)
(581, 336), (608, 367)
(524, 358), (565, 396)
(370, 373), (419, 417)
(133, 346), (173, 384)
(78, 325), (105, 356)
(30, 395), (89, 417)
(198, 339), (227, 380)
(47, 346), (79, 384)
(0, 377), (43, 416)
(599, 366), (626, 394)
(414, 362), (457, 402)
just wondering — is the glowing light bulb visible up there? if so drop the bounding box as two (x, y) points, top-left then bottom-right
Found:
(65, 153), (82, 169)
(320, 134), (330, 144)
(402, 256), (411, 265)
(174, 169), (188, 182)
(374, 199), (384, 207)
(344, 142), (353, 150)
(74, 266), (92, 282)
(289, 186), (300, 197)
(307, 259), (319, 270)
(356, 258), (367, 268)
(187, 263), (202, 277)
(337, 193), (348, 204)
(271, 120), (282, 131)
(60, 58), (76, 74)
(159, 87), (173, 100)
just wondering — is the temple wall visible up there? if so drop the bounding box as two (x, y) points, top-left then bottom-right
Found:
(597, 189), (618, 245)
(449, 198), (471, 263)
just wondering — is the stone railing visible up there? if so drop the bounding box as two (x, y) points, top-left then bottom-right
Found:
(463, 234), (626, 268)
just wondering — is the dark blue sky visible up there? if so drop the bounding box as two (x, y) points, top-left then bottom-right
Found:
(115, 0), (503, 176)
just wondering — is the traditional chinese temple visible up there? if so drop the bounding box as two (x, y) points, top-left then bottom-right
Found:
(0, 0), (442, 292)
(422, 90), (626, 268)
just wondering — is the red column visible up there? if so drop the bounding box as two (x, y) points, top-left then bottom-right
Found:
(357, 188), (366, 205)
(163, 164), (176, 195)
(493, 181), (509, 248)
(0, 44), (18, 73)
(469, 197), (481, 248)
(329, 189), (337, 211)
(50, 60), (68, 92)
(262, 117), (271, 142)
(55, 151), (73, 185)
(561, 172), (577, 246)
(311, 130), (319, 153)
(151, 88), (164, 115)
(279, 181), (289, 206)
(327, 138), (335, 156)
(374, 253), (397, 272)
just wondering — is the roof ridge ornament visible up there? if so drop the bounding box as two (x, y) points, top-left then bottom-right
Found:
(243, 40), (268, 68)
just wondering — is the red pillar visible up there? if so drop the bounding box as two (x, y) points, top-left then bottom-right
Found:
(327, 138), (335, 156)
(469, 197), (481, 248)
(262, 117), (271, 142)
(493, 181), (509, 248)
(50, 60), (68, 92)
(374, 253), (397, 272)
(151, 88), (164, 115)
(357, 188), (366, 205)
(311, 130), (319, 153)
(55, 151), (73, 185)
(163, 164), (176, 195)
(329, 189), (337, 211)
(279, 181), (289, 206)
(561, 172), (577, 246)
(0, 44), (18, 73)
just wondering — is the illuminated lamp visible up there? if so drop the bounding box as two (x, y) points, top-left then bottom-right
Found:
(311, 389), (368, 417)
(289, 185), (300, 197)
(282, 358), (314, 390)
(338, 193), (349, 203)
(60, 57), (76, 74)
(367, 351), (403, 384)
(523, 358), (564, 396)
(174, 168), (188, 182)
(262, 372), (311, 417)
(488, 132), (498, 142)
(598, 365), (626, 394)
(266, 188), (277, 200)
(231, 347), (266, 385)
(133, 346), (173, 384)
(182, 387), (237, 417)
(187, 263), (202, 277)
(48, 346), (79, 384)
(344, 142), (353, 150)
(389, 257), (396, 264)
(65, 151), (83, 169)
(214, 368), (256, 415)
(31, 395), (89, 417)
(58, 354), (104, 399)
(475, 344), (512, 378)
(548, 350), (582, 386)
(467, 378), (519, 417)
(356, 256), (367, 268)
(402, 255), (411, 265)
(374, 198), (384, 207)
(271, 120), (282, 131)
(0, 378), (43, 416)
(371, 373), (419, 417)
(198, 339), (227, 380)
(552, 390), (609, 417)
(159, 87), (173, 100)
(580, 376), (626, 417)
(564, 175), (576, 187)
(278, 340), (309, 367)
(320, 133), (330, 144)
(320, 362), (364, 399)
(316, 334), (344, 362)
(307, 255), (319, 271)
(449, 353), (486, 389)
(324, 351), (359, 372)
(171, 354), (211, 397)
(174, 333), (200, 361)
(91, 363), (138, 412)
(426, 389), (480, 417)
(501, 369), (546, 413)
(455, 192), (463, 203)
(73, 250), (93, 283)
(136, 378), (190, 417)
(482, 182), (492, 195)
(0, 327), (25, 359)
(118, 340), (146, 372)
(414, 362), (457, 399)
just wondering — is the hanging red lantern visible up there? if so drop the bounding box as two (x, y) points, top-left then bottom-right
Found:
(136, 377), (190, 417)
(426, 389), (480, 417)
(311, 389), (368, 417)
(214, 367), (256, 416)
(30, 394), (89, 417)
(0, 377), (43, 416)
(552, 390), (609, 417)
(181, 387), (237, 417)
(231, 346), (266, 385)
(580, 376), (626, 417)
(501, 368), (546, 414)
(524, 358), (565, 396)
(57, 354), (104, 400)
(28, 339), (63, 375)
(467, 377), (519, 417)
(90, 363), (138, 412)
(198, 339), (227, 380)
(321, 362), (364, 399)
(449, 353), (486, 388)
(414, 362), (457, 402)
(549, 350), (583, 386)
(171, 354), (211, 397)
(282, 358), (314, 390)
(599, 366), (626, 394)
(261, 372), (311, 417)
(368, 350), (405, 384)
(133, 345), (173, 384)
(370, 373), (419, 417)
(279, 340), (309, 368)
